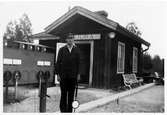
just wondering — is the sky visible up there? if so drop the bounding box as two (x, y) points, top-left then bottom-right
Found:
(0, 0), (167, 59)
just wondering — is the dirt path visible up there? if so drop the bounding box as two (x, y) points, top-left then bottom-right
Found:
(86, 85), (164, 113)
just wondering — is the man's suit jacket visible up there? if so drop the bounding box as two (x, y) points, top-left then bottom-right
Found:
(56, 45), (81, 79)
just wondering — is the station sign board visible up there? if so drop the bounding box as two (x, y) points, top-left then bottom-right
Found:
(73, 34), (101, 40)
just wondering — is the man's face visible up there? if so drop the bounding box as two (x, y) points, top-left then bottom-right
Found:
(66, 38), (74, 46)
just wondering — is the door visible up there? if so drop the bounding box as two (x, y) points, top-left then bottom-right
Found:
(77, 43), (90, 84)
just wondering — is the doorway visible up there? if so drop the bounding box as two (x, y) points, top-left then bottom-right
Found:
(55, 41), (94, 86)
(77, 43), (90, 84)
(75, 41), (94, 86)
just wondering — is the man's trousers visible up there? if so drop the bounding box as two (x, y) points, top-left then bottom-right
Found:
(60, 76), (77, 112)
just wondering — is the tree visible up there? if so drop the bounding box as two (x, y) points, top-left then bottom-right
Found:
(126, 22), (142, 37)
(142, 53), (164, 77)
(142, 52), (153, 74)
(3, 13), (32, 42)
(152, 55), (164, 77)
(19, 13), (32, 42)
(3, 21), (16, 40)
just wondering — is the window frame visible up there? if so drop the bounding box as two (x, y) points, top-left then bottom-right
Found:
(117, 41), (125, 74)
(132, 47), (138, 73)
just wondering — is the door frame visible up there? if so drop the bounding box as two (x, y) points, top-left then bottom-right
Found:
(75, 40), (94, 87)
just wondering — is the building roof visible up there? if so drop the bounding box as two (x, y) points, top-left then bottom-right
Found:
(33, 6), (150, 46)
(12, 40), (55, 48)
(117, 25), (150, 46)
(45, 6), (118, 33)
(31, 32), (59, 40)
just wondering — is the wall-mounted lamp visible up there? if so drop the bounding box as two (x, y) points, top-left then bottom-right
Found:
(30, 45), (33, 50)
(4, 42), (8, 46)
(43, 48), (47, 52)
(37, 47), (40, 51)
(22, 44), (25, 49)
(108, 32), (116, 39)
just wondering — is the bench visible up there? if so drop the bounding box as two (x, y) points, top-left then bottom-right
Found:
(122, 74), (143, 89)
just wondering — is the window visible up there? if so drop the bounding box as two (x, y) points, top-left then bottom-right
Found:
(44, 61), (51, 66)
(117, 42), (125, 73)
(13, 59), (22, 65)
(37, 61), (44, 66)
(3, 58), (22, 65)
(133, 47), (138, 73)
(37, 60), (51, 66)
(3, 58), (12, 65)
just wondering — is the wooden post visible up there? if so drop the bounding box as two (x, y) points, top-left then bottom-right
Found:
(116, 97), (119, 105)
(39, 83), (47, 112)
(14, 79), (18, 101)
(38, 77), (42, 97)
(5, 81), (9, 103)
(4, 71), (12, 103)
(13, 71), (21, 102)
(39, 71), (50, 113)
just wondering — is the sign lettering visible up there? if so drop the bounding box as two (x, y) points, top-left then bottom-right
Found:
(73, 34), (101, 40)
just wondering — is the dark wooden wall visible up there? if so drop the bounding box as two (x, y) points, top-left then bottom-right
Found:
(92, 32), (118, 89)
(39, 39), (57, 66)
(92, 34), (105, 88)
(112, 33), (142, 88)
(38, 32), (142, 89)
(3, 47), (55, 86)
(108, 34), (120, 88)
(39, 39), (57, 48)
(92, 31), (142, 89)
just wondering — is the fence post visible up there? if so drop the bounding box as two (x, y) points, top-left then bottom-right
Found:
(13, 71), (21, 102)
(5, 81), (10, 103)
(39, 71), (50, 112)
(15, 79), (18, 101)
(4, 71), (12, 103)
(39, 82), (47, 112)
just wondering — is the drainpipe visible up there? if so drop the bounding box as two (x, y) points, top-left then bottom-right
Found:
(141, 45), (150, 53)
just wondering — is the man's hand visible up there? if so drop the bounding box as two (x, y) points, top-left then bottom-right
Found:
(57, 74), (61, 82)
(77, 74), (81, 82)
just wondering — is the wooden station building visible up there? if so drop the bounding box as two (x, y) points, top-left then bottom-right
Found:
(32, 6), (150, 89)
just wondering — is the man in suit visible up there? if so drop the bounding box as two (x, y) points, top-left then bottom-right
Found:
(56, 33), (81, 112)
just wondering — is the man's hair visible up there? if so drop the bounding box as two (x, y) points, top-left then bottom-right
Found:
(66, 33), (74, 39)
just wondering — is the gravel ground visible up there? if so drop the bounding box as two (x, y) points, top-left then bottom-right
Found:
(3, 85), (112, 112)
(86, 85), (164, 113)
(4, 85), (163, 113)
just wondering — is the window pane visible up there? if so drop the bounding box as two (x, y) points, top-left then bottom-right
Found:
(117, 42), (125, 73)
(133, 47), (138, 72)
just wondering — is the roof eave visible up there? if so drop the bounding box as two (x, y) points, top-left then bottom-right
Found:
(31, 32), (60, 40)
(117, 24), (150, 47)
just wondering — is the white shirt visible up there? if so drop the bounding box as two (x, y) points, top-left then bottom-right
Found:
(67, 43), (76, 53)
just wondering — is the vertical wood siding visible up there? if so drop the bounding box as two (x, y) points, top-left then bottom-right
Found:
(113, 33), (142, 88)
(3, 48), (55, 86)
(92, 37), (105, 88)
